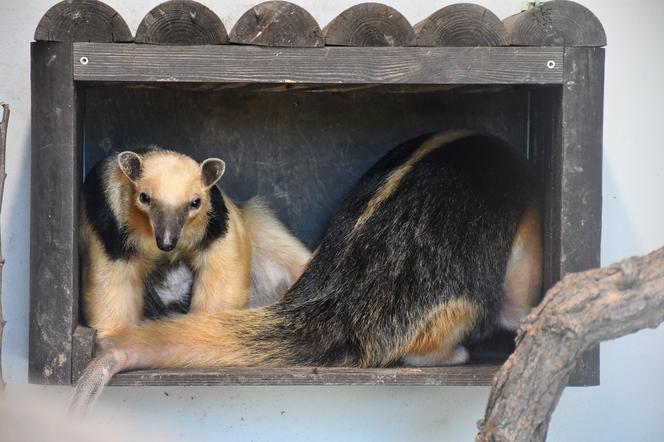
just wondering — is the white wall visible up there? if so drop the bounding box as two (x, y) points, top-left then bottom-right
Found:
(1, 0), (663, 440)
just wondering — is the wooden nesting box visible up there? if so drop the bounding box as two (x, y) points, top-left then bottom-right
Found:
(29, 0), (606, 387)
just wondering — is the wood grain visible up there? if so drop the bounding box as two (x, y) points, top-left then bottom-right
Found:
(73, 44), (564, 84)
(322, 3), (415, 47)
(30, 42), (81, 385)
(72, 326), (96, 382)
(504, 0), (606, 47)
(34, 0), (132, 43)
(230, 1), (323, 47)
(415, 3), (508, 47)
(135, 0), (229, 45)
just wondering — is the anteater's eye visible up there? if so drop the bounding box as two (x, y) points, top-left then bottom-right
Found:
(190, 198), (201, 209)
(139, 192), (151, 205)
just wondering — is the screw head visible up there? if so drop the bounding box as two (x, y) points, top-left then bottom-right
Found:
(80, 56), (89, 65)
(546, 60), (556, 69)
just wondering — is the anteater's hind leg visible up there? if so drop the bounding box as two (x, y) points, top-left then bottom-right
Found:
(403, 204), (543, 367)
(402, 298), (478, 367)
(499, 205), (543, 330)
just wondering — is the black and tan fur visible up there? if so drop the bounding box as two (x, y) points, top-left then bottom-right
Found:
(80, 149), (311, 336)
(71, 131), (542, 411)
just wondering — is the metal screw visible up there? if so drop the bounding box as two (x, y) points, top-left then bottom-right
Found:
(80, 56), (89, 65)
(546, 60), (556, 69)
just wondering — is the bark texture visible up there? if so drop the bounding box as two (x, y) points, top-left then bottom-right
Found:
(477, 246), (664, 442)
(0, 102), (8, 394)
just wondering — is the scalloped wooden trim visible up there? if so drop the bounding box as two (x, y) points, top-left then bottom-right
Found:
(504, 0), (606, 47)
(135, 0), (229, 45)
(229, 1), (323, 47)
(415, 3), (507, 47)
(34, 0), (132, 43)
(322, 2), (415, 47)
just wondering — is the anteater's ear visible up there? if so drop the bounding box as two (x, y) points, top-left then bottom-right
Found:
(118, 151), (143, 183)
(201, 158), (226, 190)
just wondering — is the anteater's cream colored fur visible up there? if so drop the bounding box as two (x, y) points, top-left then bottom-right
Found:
(80, 149), (310, 336)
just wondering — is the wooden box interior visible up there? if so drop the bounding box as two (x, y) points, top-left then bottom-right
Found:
(81, 82), (558, 364)
(82, 83), (543, 249)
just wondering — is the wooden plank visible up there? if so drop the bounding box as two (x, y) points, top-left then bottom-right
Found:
(557, 48), (604, 309)
(415, 3), (508, 47)
(73, 44), (564, 84)
(135, 0), (229, 45)
(530, 47), (603, 387)
(108, 365), (500, 386)
(525, 49), (604, 387)
(524, 53), (605, 387)
(229, 1), (323, 47)
(72, 326), (96, 382)
(34, 0), (132, 43)
(529, 87), (562, 297)
(322, 3), (415, 47)
(504, 0), (606, 47)
(528, 87), (596, 387)
(558, 47), (604, 386)
(30, 42), (80, 385)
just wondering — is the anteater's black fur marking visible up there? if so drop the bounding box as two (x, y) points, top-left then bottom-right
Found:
(252, 133), (538, 366)
(82, 160), (135, 260)
(203, 185), (229, 247)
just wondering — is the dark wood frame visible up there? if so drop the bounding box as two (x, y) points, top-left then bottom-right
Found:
(30, 41), (604, 387)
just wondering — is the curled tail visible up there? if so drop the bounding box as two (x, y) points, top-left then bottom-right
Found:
(69, 308), (291, 416)
(69, 350), (129, 417)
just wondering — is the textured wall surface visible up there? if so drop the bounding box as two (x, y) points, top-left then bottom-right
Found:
(1, 1), (663, 441)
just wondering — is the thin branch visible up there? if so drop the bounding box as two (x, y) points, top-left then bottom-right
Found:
(0, 101), (9, 394)
(477, 246), (664, 442)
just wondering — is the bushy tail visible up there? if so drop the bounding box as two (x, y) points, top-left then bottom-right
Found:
(69, 308), (291, 416)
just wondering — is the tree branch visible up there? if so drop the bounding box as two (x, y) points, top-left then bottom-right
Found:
(0, 101), (8, 394)
(477, 246), (664, 442)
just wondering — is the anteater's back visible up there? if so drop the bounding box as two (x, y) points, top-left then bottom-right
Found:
(260, 131), (539, 366)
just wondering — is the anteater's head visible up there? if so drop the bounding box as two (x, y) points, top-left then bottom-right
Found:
(117, 150), (225, 252)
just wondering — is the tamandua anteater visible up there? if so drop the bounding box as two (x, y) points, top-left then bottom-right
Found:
(80, 149), (311, 336)
(71, 131), (542, 412)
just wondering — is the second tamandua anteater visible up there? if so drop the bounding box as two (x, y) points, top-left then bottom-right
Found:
(71, 130), (542, 411)
(80, 149), (312, 336)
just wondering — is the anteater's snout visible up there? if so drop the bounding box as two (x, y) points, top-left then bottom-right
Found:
(152, 208), (186, 252)
(157, 239), (177, 251)
(156, 232), (179, 252)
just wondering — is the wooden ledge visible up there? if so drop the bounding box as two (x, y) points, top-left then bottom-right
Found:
(102, 365), (501, 387)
